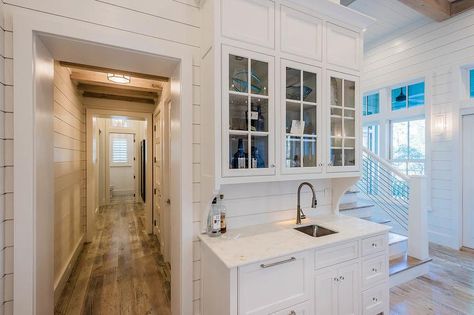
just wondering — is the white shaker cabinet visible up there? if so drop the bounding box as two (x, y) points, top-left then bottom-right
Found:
(200, 0), (373, 214)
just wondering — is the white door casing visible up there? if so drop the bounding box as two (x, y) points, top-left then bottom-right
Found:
(462, 114), (474, 248)
(14, 14), (194, 315)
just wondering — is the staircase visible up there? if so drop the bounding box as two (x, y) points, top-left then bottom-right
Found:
(340, 148), (431, 287)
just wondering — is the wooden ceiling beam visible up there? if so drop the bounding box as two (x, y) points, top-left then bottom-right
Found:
(76, 84), (159, 100)
(399, 0), (474, 21)
(70, 71), (163, 93)
(82, 92), (156, 104)
(399, 0), (451, 21)
(59, 61), (169, 82)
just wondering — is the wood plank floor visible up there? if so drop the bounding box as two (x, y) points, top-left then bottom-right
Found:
(55, 196), (171, 315)
(390, 243), (474, 315)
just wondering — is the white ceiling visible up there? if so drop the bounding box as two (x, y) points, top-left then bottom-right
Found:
(347, 0), (429, 47)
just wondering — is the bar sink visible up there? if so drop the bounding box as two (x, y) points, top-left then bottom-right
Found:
(294, 224), (337, 238)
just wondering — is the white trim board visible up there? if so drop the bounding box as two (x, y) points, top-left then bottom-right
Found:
(13, 8), (193, 315)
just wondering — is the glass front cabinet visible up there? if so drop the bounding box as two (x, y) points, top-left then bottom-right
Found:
(281, 60), (322, 174)
(327, 71), (360, 172)
(222, 46), (275, 177)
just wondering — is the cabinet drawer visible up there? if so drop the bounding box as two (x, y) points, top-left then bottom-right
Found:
(314, 241), (358, 269)
(362, 234), (387, 256)
(238, 251), (313, 315)
(362, 283), (389, 315)
(362, 254), (388, 289)
(271, 300), (313, 315)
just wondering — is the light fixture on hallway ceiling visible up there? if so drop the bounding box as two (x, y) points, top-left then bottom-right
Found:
(395, 88), (406, 102)
(107, 73), (131, 84)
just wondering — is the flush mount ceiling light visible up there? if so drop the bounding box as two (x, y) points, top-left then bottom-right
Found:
(107, 73), (131, 84)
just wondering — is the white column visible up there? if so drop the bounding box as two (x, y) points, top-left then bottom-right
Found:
(408, 175), (429, 260)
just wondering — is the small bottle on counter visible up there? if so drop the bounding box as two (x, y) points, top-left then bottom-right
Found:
(219, 194), (227, 234)
(207, 197), (221, 237)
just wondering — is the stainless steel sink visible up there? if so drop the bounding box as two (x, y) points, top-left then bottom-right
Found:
(294, 224), (337, 238)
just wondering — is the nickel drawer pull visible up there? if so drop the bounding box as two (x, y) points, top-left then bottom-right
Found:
(260, 257), (296, 268)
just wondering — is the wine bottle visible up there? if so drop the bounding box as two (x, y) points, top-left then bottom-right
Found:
(207, 197), (221, 237)
(232, 138), (247, 169)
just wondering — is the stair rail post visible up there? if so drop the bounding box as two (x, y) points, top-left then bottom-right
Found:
(408, 175), (429, 260)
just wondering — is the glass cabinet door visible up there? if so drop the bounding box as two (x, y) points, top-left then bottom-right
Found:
(282, 61), (321, 173)
(328, 72), (359, 171)
(223, 47), (274, 176)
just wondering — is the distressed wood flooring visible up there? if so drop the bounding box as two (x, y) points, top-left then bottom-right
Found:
(390, 243), (474, 315)
(55, 196), (171, 315)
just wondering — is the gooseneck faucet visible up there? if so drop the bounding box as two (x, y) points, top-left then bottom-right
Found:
(296, 182), (318, 225)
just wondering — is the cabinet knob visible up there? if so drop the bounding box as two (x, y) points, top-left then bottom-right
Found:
(339, 276), (345, 281)
(270, 164), (276, 168)
(289, 311), (296, 315)
(372, 268), (378, 273)
(372, 243), (377, 248)
(372, 297), (378, 302)
(333, 277), (339, 282)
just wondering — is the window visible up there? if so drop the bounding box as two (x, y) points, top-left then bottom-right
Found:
(390, 118), (425, 175)
(110, 133), (133, 166)
(111, 118), (129, 128)
(363, 124), (379, 155)
(469, 69), (474, 98)
(391, 81), (425, 111)
(363, 93), (380, 116)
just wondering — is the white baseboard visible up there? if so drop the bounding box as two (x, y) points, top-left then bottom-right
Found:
(54, 234), (85, 306)
(389, 262), (429, 288)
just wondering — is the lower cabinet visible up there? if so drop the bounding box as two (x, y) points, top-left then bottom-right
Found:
(238, 251), (313, 315)
(315, 261), (360, 315)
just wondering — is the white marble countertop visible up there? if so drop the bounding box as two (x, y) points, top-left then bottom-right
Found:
(199, 214), (391, 268)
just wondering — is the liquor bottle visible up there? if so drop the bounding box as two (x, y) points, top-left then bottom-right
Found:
(207, 197), (221, 237)
(232, 138), (247, 169)
(251, 146), (265, 168)
(219, 194), (227, 234)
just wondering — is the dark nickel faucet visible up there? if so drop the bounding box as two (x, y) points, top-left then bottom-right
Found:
(296, 182), (318, 225)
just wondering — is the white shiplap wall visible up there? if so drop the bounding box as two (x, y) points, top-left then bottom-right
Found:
(361, 9), (474, 248)
(2, 0), (203, 314)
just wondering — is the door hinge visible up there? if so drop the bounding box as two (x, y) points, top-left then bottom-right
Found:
(134, 157), (136, 161)
(154, 188), (157, 195)
(134, 193), (136, 197)
(154, 157), (157, 163)
(154, 219), (157, 226)
(134, 175), (136, 179)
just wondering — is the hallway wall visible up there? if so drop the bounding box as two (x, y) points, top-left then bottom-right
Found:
(53, 62), (86, 300)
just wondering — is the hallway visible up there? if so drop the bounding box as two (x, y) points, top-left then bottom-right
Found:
(55, 196), (171, 315)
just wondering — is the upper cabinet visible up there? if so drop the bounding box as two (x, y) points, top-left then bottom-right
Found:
(200, 0), (373, 190)
(326, 23), (361, 71)
(282, 60), (322, 174)
(327, 71), (360, 173)
(280, 6), (323, 62)
(221, 0), (275, 49)
(222, 46), (275, 177)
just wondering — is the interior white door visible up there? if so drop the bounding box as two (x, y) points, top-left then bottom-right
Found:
(463, 114), (474, 248)
(153, 112), (163, 238)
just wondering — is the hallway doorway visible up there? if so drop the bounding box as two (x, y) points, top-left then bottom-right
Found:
(52, 61), (172, 314)
(14, 25), (193, 314)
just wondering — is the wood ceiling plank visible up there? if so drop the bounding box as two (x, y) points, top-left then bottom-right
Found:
(451, 0), (474, 16)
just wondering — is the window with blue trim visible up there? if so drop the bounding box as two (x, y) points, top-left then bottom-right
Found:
(469, 69), (474, 98)
(391, 81), (425, 111)
(363, 93), (380, 116)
